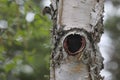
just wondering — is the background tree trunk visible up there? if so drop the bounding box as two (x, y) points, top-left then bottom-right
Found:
(49, 0), (104, 80)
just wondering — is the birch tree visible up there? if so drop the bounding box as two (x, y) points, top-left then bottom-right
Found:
(44, 0), (104, 80)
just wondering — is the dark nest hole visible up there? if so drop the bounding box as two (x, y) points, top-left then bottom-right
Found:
(63, 34), (86, 56)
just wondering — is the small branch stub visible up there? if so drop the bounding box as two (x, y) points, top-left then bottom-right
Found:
(63, 34), (86, 56)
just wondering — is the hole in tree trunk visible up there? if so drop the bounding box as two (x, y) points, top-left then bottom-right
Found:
(63, 34), (86, 56)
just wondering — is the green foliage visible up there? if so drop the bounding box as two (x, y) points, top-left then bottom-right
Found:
(104, 0), (120, 77)
(111, 0), (120, 7)
(0, 0), (51, 80)
(105, 16), (120, 80)
(105, 16), (120, 38)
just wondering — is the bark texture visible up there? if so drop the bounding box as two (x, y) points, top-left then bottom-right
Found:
(48, 0), (104, 80)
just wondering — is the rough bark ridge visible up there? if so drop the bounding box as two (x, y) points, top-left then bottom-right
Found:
(49, 0), (104, 80)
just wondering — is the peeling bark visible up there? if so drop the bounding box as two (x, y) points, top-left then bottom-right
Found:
(46, 0), (104, 80)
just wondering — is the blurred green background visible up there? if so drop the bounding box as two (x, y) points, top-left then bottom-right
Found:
(0, 0), (120, 80)
(0, 0), (51, 80)
(103, 0), (120, 80)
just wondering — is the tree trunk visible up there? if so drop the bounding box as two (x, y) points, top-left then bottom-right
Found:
(49, 0), (104, 80)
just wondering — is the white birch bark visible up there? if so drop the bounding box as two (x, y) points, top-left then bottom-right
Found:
(48, 0), (104, 80)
